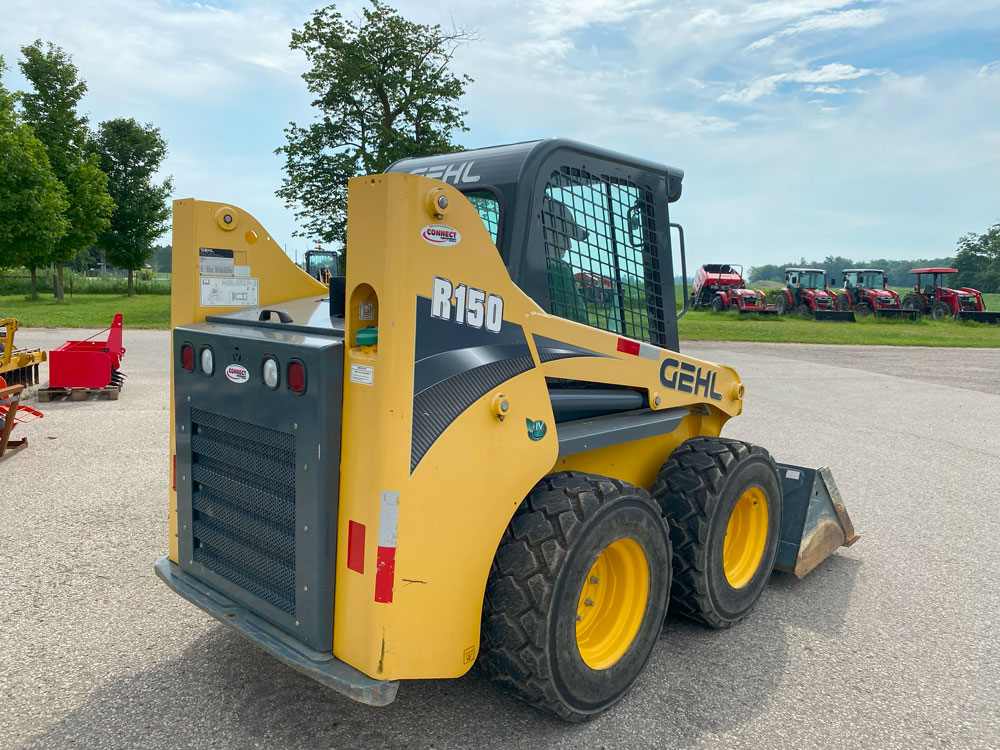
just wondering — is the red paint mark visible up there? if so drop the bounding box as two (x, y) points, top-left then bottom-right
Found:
(347, 521), (366, 574)
(374, 546), (396, 603)
(617, 338), (640, 356)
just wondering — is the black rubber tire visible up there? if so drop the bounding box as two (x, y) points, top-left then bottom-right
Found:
(836, 293), (849, 311)
(774, 293), (791, 315)
(931, 301), (952, 320)
(854, 303), (872, 318)
(902, 294), (924, 314)
(651, 437), (782, 629)
(794, 303), (811, 316)
(711, 296), (727, 313)
(480, 472), (671, 722)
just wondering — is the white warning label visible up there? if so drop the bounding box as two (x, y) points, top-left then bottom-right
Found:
(199, 247), (234, 276)
(349, 364), (374, 386)
(200, 277), (259, 307)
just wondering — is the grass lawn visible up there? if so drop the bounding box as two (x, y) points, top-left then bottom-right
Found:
(678, 309), (1000, 347)
(0, 293), (170, 328)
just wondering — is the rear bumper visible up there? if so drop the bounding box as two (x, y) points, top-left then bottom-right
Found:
(154, 556), (399, 706)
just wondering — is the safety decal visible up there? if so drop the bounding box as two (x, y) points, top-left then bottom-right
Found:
(199, 247), (234, 276)
(617, 337), (659, 361)
(421, 224), (462, 247)
(526, 418), (547, 441)
(225, 364), (250, 383)
(350, 363), (374, 386)
(430, 276), (503, 333)
(374, 491), (399, 603)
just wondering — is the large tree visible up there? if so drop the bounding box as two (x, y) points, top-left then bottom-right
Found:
(90, 118), (172, 295)
(955, 222), (1000, 293)
(276, 1), (474, 245)
(19, 40), (113, 301)
(0, 57), (69, 295)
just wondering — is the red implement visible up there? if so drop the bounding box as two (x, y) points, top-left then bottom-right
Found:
(48, 314), (127, 389)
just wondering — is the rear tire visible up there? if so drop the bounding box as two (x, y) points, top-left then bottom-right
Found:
(775, 293), (791, 315)
(794, 304), (811, 316)
(711, 296), (727, 313)
(480, 472), (671, 722)
(651, 437), (782, 629)
(931, 301), (952, 320)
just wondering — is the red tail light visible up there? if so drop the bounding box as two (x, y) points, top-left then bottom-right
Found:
(180, 342), (194, 371)
(288, 360), (306, 394)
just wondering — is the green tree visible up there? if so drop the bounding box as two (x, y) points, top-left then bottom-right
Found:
(276, 0), (475, 245)
(955, 223), (1000, 293)
(19, 40), (114, 301)
(0, 57), (69, 297)
(90, 118), (173, 295)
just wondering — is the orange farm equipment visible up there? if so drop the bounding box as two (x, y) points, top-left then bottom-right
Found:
(0, 376), (43, 460)
(0, 318), (47, 387)
(48, 314), (127, 389)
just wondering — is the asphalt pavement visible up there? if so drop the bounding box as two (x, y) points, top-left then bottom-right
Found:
(2, 330), (997, 749)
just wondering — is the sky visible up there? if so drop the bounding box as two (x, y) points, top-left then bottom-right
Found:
(1, 0), (998, 271)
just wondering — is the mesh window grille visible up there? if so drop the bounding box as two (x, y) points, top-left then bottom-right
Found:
(466, 191), (500, 244)
(541, 167), (665, 344)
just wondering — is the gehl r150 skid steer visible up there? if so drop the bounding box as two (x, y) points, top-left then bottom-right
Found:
(157, 138), (859, 721)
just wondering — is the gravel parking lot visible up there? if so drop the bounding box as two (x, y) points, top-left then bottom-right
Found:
(2, 330), (998, 749)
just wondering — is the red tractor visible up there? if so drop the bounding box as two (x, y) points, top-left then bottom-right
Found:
(901, 268), (1000, 323)
(689, 264), (769, 313)
(775, 268), (854, 321)
(835, 269), (918, 320)
(573, 270), (614, 304)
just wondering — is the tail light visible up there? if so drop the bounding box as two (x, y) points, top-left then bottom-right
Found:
(180, 342), (194, 371)
(288, 360), (306, 394)
(262, 356), (280, 389)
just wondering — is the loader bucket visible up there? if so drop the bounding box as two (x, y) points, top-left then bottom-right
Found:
(814, 310), (856, 322)
(774, 465), (859, 578)
(48, 314), (127, 389)
(956, 311), (1000, 324)
(874, 309), (920, 321)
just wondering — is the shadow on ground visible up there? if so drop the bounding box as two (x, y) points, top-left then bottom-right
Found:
(21, 558), (861, 750)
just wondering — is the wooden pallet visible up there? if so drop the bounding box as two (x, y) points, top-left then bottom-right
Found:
(38, 385), (120, 402)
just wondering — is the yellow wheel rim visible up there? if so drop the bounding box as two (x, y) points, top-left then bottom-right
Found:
(575, 538), (649, 670)
(723, 487), (769, 589)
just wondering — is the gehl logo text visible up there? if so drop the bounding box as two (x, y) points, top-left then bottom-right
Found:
(409, 161), (481, 185)
(659, 358), (723, 401)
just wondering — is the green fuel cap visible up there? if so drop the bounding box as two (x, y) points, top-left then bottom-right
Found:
(356, 326), (378, 346)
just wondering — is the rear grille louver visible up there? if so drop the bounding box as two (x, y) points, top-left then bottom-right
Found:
(189, 408), (297, 616)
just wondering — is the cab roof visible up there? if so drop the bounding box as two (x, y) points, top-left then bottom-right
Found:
(387, 137), (686, 202)
(909, 268), (957, 274)
(786, 268), (826, 273)
(842, 268), (885, 274)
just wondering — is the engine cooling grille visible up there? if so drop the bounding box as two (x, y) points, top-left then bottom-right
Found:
(189, 408), (296, 616)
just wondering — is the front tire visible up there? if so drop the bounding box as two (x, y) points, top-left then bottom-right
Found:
(711, 296), (727, 313)
(651, 437), (782, 628)
(480, 472), (671, 722)
(902, 294), (923, 314)
(931, 301), (952, 320)
(854, 303), (873, 318)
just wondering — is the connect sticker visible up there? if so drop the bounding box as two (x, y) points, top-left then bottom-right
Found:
(420, 224), (461, 246)
(225, 364), (250, 383)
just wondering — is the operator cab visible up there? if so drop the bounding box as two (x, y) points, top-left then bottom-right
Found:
(388, 138), (685, 351)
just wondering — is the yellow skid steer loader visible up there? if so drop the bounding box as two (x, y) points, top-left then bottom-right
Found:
(156, 138), (858, 721)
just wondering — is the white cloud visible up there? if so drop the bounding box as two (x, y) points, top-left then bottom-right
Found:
(719, 62), (874, 102)
(748, 7), (886, 49)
